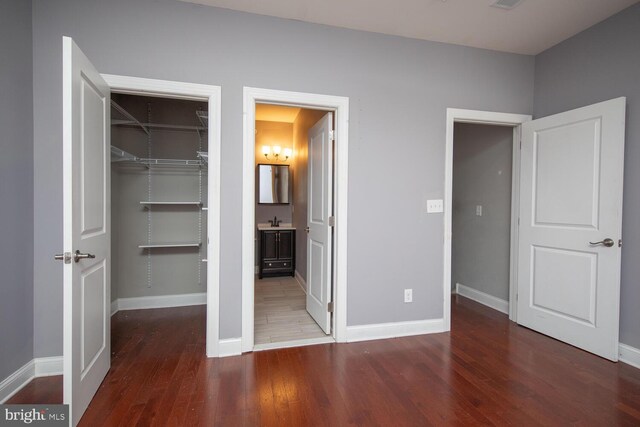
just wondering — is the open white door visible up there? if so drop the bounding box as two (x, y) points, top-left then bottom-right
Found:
(61, 37), (111, 425)
(306, 113), (334, 334)
(517, 97), (625, 361)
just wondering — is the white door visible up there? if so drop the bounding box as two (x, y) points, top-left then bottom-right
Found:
(61, 36), (111, 425)
(306, 113), (334, 334)
(517, 97), (625, 361)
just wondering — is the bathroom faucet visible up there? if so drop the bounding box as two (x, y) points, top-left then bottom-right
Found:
(268, 216), (281, 227)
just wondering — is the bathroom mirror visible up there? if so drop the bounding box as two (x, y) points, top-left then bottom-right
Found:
(258, 164), (290, 204)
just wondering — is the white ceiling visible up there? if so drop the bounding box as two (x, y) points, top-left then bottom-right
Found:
(179, 0), (638, 54)
(255, 104), (301, 123)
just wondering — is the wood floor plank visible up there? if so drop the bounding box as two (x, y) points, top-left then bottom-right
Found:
(8, 296), (640, 426)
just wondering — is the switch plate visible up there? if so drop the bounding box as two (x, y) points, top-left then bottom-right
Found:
(426, 199), (443, 213)
(404, 289), (413, 303)
(476, 205), (483, 216)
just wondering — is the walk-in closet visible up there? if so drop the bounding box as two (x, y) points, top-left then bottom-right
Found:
(110, 94), (209, 310)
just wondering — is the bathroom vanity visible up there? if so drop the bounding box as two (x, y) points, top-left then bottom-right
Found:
(258, 224), (296, 279)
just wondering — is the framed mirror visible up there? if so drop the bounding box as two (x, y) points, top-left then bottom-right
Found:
(258, 164), (290, 204)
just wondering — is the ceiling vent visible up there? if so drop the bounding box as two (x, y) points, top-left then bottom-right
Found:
(491, 0), (525, 10)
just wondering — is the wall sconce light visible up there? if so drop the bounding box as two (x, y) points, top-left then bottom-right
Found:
(262, 145), (292, 162)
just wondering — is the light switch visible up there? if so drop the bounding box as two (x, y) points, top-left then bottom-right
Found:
(476, 205), (483, 216)
(426, 199), (444, 213)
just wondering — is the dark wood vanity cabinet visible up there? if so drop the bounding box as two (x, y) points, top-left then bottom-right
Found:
(259, 229), (295, 279)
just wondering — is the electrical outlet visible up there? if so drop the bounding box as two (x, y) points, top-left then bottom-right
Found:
(404, 288), (413, 303)
(476, 205), (483, 216)
(426, 199), (443, 213)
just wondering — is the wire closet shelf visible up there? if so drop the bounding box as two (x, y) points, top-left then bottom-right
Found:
(110, 101), (208, 168)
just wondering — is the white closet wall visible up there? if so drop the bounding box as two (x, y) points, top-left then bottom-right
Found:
(111, 95), (208, 300)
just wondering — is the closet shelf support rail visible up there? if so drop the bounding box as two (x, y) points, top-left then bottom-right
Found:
(111, 100), (150, 135)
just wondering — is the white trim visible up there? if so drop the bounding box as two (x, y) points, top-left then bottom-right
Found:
(456, 283), (509, 315)
(218, 338), (242, 357)
(346, 319), (445, 343)
(34, 357), (63, 377)
(444, 108), (531, 331)
(101, 74), (221, 358)
(110, 299), (119, 316)
(619, 343), (640, 370)
(242, 87), (349, 353)
(0, 360), (35, 403)
(294, 270), (307, 294)
(0, 357), (64, 403)
(254, 336), (334, 352)
(115, 292), (206, 311)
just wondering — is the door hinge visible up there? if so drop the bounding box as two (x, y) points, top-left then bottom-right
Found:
(328, 302), (334, 313)
(328, 216), (336, 227)
(329, 130), (335, 141)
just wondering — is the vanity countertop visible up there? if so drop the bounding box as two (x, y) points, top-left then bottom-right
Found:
(257, 223), (295, 231)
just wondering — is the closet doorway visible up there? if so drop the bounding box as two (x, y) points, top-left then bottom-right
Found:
(102, 75), (221, 359)
(110, 94), (209, 313)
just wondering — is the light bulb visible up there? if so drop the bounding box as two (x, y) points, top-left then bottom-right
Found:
(272, 145), (282, 155)
(283, 148), (292, 159)
(262, 145), (271, 155)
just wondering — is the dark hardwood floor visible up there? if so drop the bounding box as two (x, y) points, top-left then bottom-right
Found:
(8, 295), (640, 425)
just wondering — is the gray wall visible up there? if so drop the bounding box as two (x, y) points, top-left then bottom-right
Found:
(32, 0), (534, 356)
(111, 95), (208, 299)
(452, 123), (513, 301)
(534, 3), (640, 349)
(0, 0), (34, 380)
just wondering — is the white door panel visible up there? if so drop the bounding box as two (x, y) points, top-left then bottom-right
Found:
(63, 36), (111, 425)
(518, 97), (625, 361)
(306, 113), (333, 334)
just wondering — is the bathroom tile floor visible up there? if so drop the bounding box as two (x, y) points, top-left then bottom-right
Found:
(254, 276), (328, 344)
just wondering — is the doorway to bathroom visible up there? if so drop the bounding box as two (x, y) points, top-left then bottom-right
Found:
(253, 104), (334, 350)
(242, 88), (350, 352)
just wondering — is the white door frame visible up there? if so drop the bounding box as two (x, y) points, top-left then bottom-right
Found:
(101, 74), (222, 357)
(444, 108), (531, 330)
(242, 87), (349, 352)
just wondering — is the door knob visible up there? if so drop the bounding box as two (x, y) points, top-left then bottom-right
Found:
(589, 238), (615, 247)
(305, 227), (310, 233)
(73, 250), (96, 262)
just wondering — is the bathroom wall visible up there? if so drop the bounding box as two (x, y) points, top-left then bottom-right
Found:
(452, 123), (513, 302)
(254, 120), (294, 226)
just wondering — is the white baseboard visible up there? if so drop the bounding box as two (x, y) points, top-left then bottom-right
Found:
(0, 357), (63, 403)
(218, 338), (242, 357)
(113, 292), (206, 314)
(619, 343), (640, 369)
(456, 283), (509, 315)
(34, 356), (63, 377)
(294, 270), (307, 294)
(346, 318), (445, 343)
(0, 360), (34, 403)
